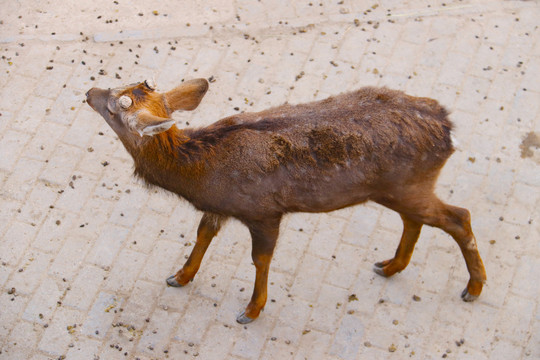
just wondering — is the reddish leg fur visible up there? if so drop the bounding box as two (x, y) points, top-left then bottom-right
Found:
(168, 213), (224, 287)
(373, 215), (422, 277)
(237, 218), (281, 324)
(375, 193), (486, 300)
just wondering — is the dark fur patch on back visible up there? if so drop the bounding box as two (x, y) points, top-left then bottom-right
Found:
(308, 128), (348, 166)
(269, 134), (315, 169)
(187, 118), (287, 149)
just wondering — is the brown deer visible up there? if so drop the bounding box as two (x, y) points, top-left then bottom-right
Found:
(86, 78), (486, 324)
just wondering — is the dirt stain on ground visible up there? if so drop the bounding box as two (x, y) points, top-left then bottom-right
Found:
(520, 132), (540, 160)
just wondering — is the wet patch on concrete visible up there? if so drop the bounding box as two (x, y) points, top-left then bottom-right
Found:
(520, 132), (540, 161)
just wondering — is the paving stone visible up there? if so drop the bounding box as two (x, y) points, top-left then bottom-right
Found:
(272, 227), (310, 275)
(33, 210), (78, 253)
(345, 268), (386, 316)
(198, 324), (238, 359)
(108, 189), (148, 228)
(341, 204), (380, 247)
(489, 339), (524, 360)
(21, 277), (63, 325)
(39, 144), (84, 186)
(137, 308), (181, 355)
(63, 265), (106, 311)
(231, 318), (272, 360)
(209, 220), (250, 264)
(85, 224), (130, 268)
(329, 315), (365, 360)
(0, 263), (10, 289)
(324, 244), (362, 289)
(0, 130), (32, 172)
(0, 196), (19, 237)
(0, 221), (37, 266)
(11, 95), (54, 133)
(54, 173), (99, 213)
(103, 249), (146, 293)
(6, 250), (53, 296)
(309, 284), (348, 333)
(495, 293), (536, 344)
(294, 329), (332, 360)
(192, 258), (237, 303)
(26, 354), (57, 360)
(525, 319), (540, 359)
(307, 214), (347, 260)
(510, 254), (540, 299)
(139, 240), (183, 284)
(64, 337), (102, 360)
(81, 291), (121, 339)
(116, 280), (161, 330)
(0, 76), (36, 112)
(47, 235), (92, 280)
(21, 122), (68, 163)
(0, 292), (30, 341)
(175, 296), (219, 344)
(290, 254), (330, 301)
(2, 157), (45, 202)
(125, 209), (169, 254)
(2, 321), (41, 360)
(216, 278), (252, 324)
(38, 306), (85, 356)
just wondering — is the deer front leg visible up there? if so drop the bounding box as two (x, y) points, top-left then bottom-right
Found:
(167, 213), (226, 287)
(236, 217), (281, 324)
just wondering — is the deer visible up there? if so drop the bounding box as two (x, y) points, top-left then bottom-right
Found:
(86, 78), (486, 324)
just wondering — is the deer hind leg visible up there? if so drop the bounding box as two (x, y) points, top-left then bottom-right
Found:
(236, 217), (281, 324)
(376, 195), (486, 301)
(167, 212), (226, 287)
(434, 203), (487, 301)
(373, 215), (422, 277)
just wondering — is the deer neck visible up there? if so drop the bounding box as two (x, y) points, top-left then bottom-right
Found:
(126, 126), (206, 199)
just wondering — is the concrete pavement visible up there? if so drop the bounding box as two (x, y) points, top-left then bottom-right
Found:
(1, 0), (539, 359)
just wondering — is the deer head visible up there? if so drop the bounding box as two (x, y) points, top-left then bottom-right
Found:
(86, 78), (209, 138)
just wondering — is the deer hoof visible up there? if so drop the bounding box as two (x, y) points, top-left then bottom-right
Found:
(373, 262), (389, 277)
(236, 311), (255, 324)
(461, 288), (479, 302)
(166, 275), (183, 287)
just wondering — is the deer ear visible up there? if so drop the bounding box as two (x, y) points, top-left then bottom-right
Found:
(132, 111), (176, 137)
(165, 78), (209, 112)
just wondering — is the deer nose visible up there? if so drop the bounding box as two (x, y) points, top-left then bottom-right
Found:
(86, 88), (97, 107)
(86, 88), (96, 98)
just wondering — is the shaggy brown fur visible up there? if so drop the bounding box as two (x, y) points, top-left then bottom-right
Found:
(86, 80), (486, 324)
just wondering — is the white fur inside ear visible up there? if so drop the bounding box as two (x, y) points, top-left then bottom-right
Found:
(145, 78), (157, 90)
(138, 120), (176, 137)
